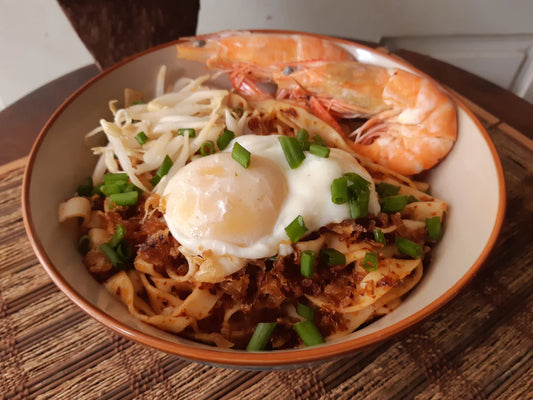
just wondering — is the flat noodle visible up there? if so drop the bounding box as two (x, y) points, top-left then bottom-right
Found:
(62, 68), (449, 349)
(104, 271), (205, 334)
(402, 201), (447, 220)
(327, 265), (423, 341)
(58, 197), (91, 224)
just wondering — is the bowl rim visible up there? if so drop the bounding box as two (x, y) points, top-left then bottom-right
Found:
(22, 29), (506, 367)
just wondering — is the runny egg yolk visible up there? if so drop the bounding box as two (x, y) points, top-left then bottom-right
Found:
(164, 153), (288, 248)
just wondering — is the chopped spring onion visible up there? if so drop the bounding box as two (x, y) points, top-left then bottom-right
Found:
(376, 182), (400, 198)
(93, 182), (105, 196)
(362, 251), (379, 271)
(296, 128), (309, 142)
(348, 189), (370, 219)
(426, 216), (442, 240)
(232, 142), (251, 168)
(101, 183), (126, 196)
(278, 136), (305, 169)
(344, 173), (371, 191)
(78, 235), (91, 254)
(293, 320), (325, 346)
(381, 195), (408, 213)
(177, 128), (196, 138)
(373, 228), (386, 245)
(320, 248), (346, 266)
(246, 322), (277, 351)
(132, 100), (143, 105)
(150, 155), (173, 186)
(116, 240), (133, 261)
(331, 177), (348, 204)
(395, 236), (423, 259)
(313, 134), (325, 146)
(407, 195), (419, 203)
(109, 191), (138, 207)
(296, 303), (315, 320)
(124, 182), (142, 194)
(100, 243), (121, 266)
(77, 177), (93, 197)
(300, 250), (316, 277)
(217, 129), (235, 150)
(108, 224), (126, 248)
(285, 215), (308, 243)
(104, 173), (128, 185)
(135, 131), (148, 145)
(309, 143), (330, 158)
(200, 140), (215, 156)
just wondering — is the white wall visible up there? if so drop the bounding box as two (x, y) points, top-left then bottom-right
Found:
(0, 0), (92, 109)
(1, 0), (532, 111)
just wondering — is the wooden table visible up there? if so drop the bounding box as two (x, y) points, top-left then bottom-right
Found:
(1, 45), (532, 399)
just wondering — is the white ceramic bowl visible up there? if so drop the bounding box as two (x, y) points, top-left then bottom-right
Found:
(22, 31), (506, 367)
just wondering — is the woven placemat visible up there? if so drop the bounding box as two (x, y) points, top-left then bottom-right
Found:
(1, 99), (532, 399)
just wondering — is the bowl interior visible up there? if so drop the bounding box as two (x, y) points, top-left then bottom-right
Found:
(24, 38), (503, 364)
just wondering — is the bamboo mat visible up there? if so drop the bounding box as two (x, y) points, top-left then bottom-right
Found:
(1, 98), (532, 399)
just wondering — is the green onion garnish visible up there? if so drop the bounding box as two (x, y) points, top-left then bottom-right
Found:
(200, 141), (215, 156)
(309, 143), (330, 158)
(313, 134), (325, 146)
(100, 243), (121, 266)
(246, 322), (277, 351)
(407, 195), (419, 203)
(296, 128), (309, 142)
(293, 320), (325, 346)
(177, 128), (196, 138)
(109, 191), (138, 207)
(278, 136), (305, 169)
(135, 131), (148, 145)
(395, 236), (423, 259)
(300, 250), (316, 277)
(373, 228), (386, 245)
(381, 195), (408, 213)
(108, 224), (126, 248)
(217, 129), (235, 150)
(149, 175), (161, 186)
(426, 216), (442, 240)
(150, 155), (173, 186)
(76, 177), (93, 197)
(132, 100), (143, 105)
(285, 215), (308, 243)
(320, 248), (346, 266)
(78, 235), (91, 254)
(116, 240), (133, 261)
(93, 182), (105, 196)
(376, 182), (401, 198)
(124, 182), (142, 194)
(104, 173), (128, 185)
(362, 251), (379, 271)
(348, 189), (370, 219)
(331, 177), (348, 204)
(344, 173), (371, 191)
(232, 142), (251, 168)
(296, 303), (315, 320)
(101, 183), (126, 196)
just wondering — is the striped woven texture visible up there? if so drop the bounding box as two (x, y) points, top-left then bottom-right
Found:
(1, 99), (532, 399)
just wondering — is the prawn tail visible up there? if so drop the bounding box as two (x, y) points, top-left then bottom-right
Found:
(308, 96), (345, 136)
(230, 69), (272, 101)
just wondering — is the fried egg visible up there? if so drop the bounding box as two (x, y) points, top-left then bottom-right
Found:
(163, 134), (380, 275)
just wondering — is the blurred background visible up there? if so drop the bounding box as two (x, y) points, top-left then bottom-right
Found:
(1, 0), (532, 111)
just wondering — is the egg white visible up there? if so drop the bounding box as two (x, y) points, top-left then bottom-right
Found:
(163, 134), (380, 274)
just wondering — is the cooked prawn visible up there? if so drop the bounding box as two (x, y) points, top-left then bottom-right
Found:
(176, 31), (354, 69)
(268, 61), (457, 175)
(177, 34), (457, 175)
